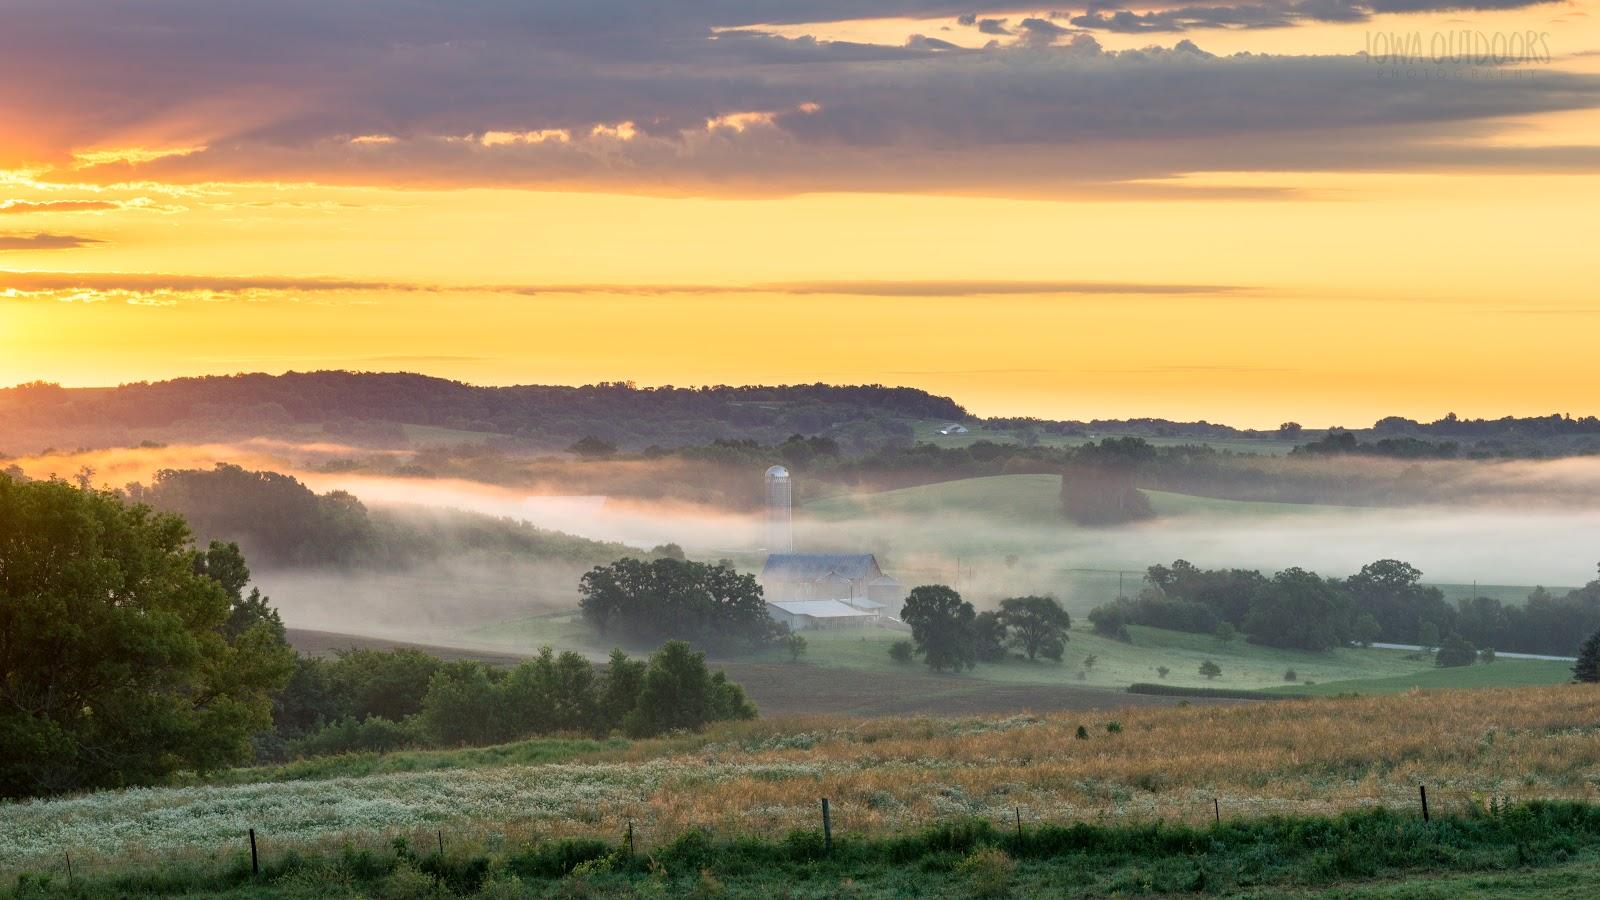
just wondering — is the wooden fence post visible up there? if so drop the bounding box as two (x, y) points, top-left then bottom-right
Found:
(1214, 798), (1220, 825)
(1014, 807), (1023, 841)
(1419, 785), (1430, 822)
(64, 851), (72, 880)
(437, 829), (444, 856)
(626, 819), (635, 856)
(821, 798), (832, 854)
(249, 828), (259, 875)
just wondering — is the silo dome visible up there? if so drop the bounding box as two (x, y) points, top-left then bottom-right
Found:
(765, 465), (790, 479)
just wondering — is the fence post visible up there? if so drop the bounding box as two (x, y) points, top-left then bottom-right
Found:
(1214, 798), (1220, 825)
(249, 828), (260, 875)
(437, 829), (445, 856)
(1419, 785), (1430, 822)
(821, 798), (832, 854)
(1014, 807), (1023, 841)
(626, 819), (635, 856)
(64, 851), (72, 880)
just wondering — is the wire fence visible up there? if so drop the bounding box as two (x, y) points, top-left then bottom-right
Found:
(3, 784), (1571, 881)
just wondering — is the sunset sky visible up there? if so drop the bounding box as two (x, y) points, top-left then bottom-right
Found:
(2, 1), (1598, 427)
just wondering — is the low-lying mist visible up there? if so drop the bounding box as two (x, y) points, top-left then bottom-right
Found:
(13, 441), (1600, 639)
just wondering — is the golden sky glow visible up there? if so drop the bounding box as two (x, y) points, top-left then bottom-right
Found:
(2, 2), (1599, 426)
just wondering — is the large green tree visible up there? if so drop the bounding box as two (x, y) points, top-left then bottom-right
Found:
(1242, 567), (1350, 651)
(901, 585), (977, 672)
(0, 476), (293, 798)
(997, 595), (1070, 661)
(578, 557), (779, 651)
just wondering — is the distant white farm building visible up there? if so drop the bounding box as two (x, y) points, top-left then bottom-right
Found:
(937, 423), (970, 435)
(760, 553), (904, 630)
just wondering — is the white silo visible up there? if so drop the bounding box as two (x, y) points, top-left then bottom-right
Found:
(764, 465), (793, 553)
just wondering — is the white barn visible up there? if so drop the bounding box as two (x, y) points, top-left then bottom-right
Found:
(760, 553), (904, 629)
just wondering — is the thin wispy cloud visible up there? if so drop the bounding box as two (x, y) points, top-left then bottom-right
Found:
(0, 233), (101, 251)
(0, 200), (120, 214)
(0, 271), (1245, 302)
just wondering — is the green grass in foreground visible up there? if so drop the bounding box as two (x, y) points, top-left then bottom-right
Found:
(9, 802), (1600, 898)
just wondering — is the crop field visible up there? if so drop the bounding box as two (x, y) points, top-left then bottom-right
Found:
(6, 686), (1600, 880)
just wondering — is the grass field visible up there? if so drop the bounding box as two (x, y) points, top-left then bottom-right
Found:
(749, 624), (1574, 693)
(453, 609), (1570, 700)
(9, 686), (1600, 888)
(805, 474), (1323, 524)
(1272, 658), (1574, 696)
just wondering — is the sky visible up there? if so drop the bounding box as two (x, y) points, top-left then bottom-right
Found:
(1, 1), (1597, 427)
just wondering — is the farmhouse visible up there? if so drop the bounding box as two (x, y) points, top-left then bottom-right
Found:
(760, 553), (904, 630)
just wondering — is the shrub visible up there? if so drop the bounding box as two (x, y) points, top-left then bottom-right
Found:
(956, 847), (1015, 898)
(1087, 603), (1132, 641)
(1127, 683), (1280, 700)
(623, 642), (756, 738)
(1435, 633), (1478, 668)
(1156, 666), (1170, 679)
(889, 640), (915, 664)
(1198, 659), (1222, 680)
(784, 633), (807, 663)
(290, 716), (416, 757)
(1284, 668), (1298, 682)
(1574, 629), (1600, 683)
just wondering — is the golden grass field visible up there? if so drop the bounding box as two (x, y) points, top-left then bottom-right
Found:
(6, 686), (1600, 875)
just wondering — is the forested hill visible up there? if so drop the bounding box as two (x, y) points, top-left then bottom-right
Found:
(0, 373), (967, 451)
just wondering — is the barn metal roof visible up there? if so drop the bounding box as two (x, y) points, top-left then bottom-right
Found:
(761, 553), (885, 581)
(767, 600), (878, 619)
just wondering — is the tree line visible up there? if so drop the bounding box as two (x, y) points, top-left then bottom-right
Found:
(0, 373), (965, 452)
(1088, 558), (1600, 657)
(275, 642), (754, 758)
(130, 463), (635, 568)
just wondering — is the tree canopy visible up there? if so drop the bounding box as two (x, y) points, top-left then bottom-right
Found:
(0, 475), (293, 799)
(996, 595), (1070, 661)
(901, 585), (977, 672)
(579, 557), (781, 652)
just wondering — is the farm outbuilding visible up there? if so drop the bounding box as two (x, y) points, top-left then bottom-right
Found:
(765, 599), (880, 632)
(760, 553), (904, 619)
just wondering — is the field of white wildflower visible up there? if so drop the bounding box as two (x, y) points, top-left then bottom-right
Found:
(6, 688), (1600, 876)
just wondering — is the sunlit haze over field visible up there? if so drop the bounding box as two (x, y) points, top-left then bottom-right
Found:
(2, 2), (1599, 425)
